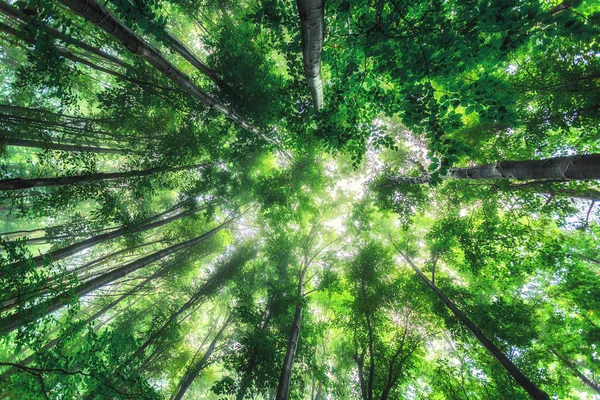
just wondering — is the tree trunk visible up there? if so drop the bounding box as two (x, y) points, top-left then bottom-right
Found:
(295, 0), (324, 110)
(236, 307), (272, 400)
(0, 266), (162, 381)
(170, 314), (233, 400)
(132, 246), (253, 359)
(58, 0), (258, 134)
(388, 154), (600, 184)
(7, 202), (204, 270)
(0, 0), (130, 68)
(394, 249), (550, 400)
(0, 162), (209, 191)
(551, 349), (600, 395)
(275, 268), (306, 400)
(0, 220), (231, 335)
(361, 282), (375, 400)
(1, 137), (129, 154)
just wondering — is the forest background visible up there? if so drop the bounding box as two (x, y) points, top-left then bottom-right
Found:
(0, 0), (599, 399)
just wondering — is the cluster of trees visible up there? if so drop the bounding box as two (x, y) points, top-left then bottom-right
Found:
(0, 0), (599, 399)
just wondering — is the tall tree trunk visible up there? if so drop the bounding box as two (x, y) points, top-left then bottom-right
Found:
(120, 2), (223, 88)
(275, 268), (306, 400)
(394, 248), (550, 400)
(58, 0), (259, 135)
(132, 246), (254, 359)
(0, 0), (129, 68)
(295, 0), (324, 110)
(7, 201), (204, 270)
(550, 349), (600, 395)
(388, 154), (600, 184)
(170, 314), (233, 400)
(0, 266), (163, 381)
(236, 307), (272, 400)
(0, 162), (209, 191)
(1, 137), (130, 154)
(0, 21), (161, 90)
(361, 282), (375, 400)
(0, 219), (231, 335)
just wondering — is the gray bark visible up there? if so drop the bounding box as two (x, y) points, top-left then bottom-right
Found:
(388, 154), (600, 184)
(295, 0), (324, 110)
(8, 202), (204, 269)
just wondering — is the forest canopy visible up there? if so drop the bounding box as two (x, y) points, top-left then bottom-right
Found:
(0, 0), (599, 399)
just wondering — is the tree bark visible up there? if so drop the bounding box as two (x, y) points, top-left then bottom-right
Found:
(0, 219), (231, 335)
(1, 137), (129, 154)
(132, 246), (253, 359)
(7, 201), (205, 270)
(388, 154), (600, 184)
(551, 349), (600, 395)
(236, 307), (272, 400)
(275, 268), (306, 400)
(0, 162), (209, 191)
(170, 314), (233, 400)
(58, 0), (259, 134)
(0, 266), (163, 381)
(361, 282), (375, 400)
(295, 0), (324, 110)
(0, 0), (129, 68)
(393, 248), (550, 400)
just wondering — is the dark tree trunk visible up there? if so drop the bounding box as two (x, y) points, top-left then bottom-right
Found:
(394, 249), (549, 399)
(7, 201), (205, 270)
(0, 163), (209, 191)
(170, 314), (233, 400)
(1, 137), (129, 154)
(236, 307), (272, 400)
(132, 246), (253, 359)
(551, 349), (600, 394)
(275, 268), (306, 400)
(0, 220), (231, 335)
(0, 267), (163, 381)
(0, 0), (129, 68)
(58, 0), (258, 133)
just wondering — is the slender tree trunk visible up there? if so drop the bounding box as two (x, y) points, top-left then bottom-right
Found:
(0, 0), (129, 68)
(394, 248), (550, 400)
(170, 314), (233, 400)
(0, 267), (162, 381)
(550, 349), (600, 394)
(7, 201), (204, 270)
(354, 352), (368, 400)
(58, 0), (259, 134)
(361, 282), (375, 400)
(388, 154), (600, 184)
(0, 220), (231, 335)
(0, 162), (209, 191)
(1, 137), (129, 154)
(275, 268), (306, 400)
(127, 5), (223, 88)
(132, 246), (253, 359)
(236, 307), (272, 400)
(295, 0), (324, 110)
